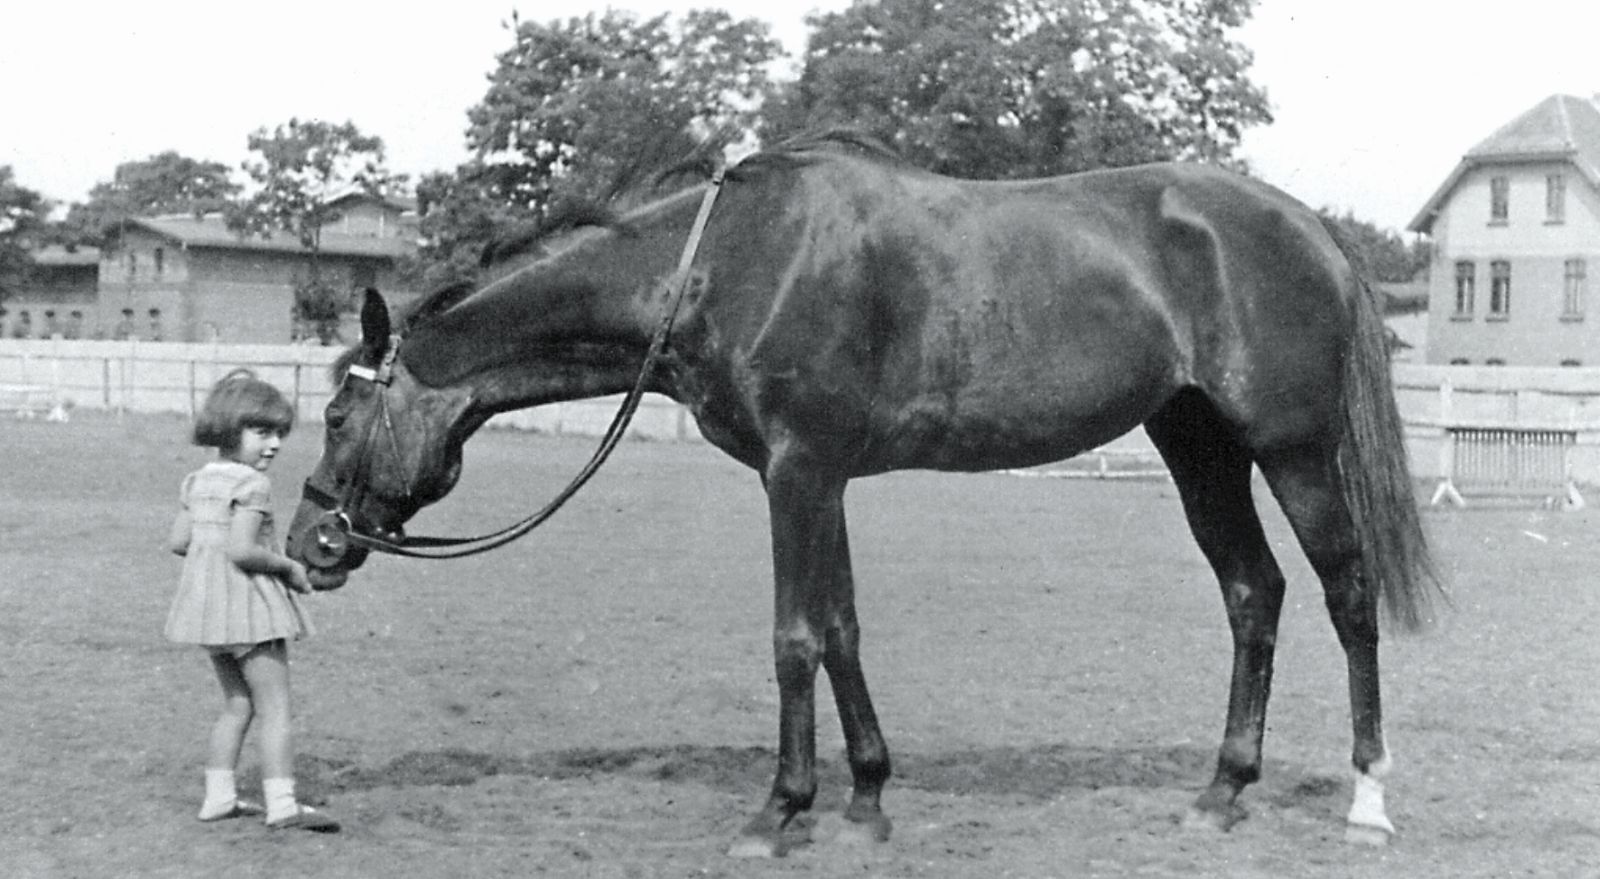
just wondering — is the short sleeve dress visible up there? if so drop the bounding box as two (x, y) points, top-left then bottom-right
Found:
(164, 461), (313, 648)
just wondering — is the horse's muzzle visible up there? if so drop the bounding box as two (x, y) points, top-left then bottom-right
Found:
(302, 511), (354, 570)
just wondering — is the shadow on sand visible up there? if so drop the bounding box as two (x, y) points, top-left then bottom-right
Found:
(293, 740), (1342, 810)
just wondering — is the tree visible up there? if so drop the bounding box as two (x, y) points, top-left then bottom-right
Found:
(417, 9), (781, 278)
(764, 0), (1271, 179)
(64, 151), (239, 246)
(0, 167), (52, 303)
(228, 119), (401, 343)
(1318, 209), (1431, 288)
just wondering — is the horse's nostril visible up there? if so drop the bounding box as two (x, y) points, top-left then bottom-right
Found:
(301, 513), (352, 569)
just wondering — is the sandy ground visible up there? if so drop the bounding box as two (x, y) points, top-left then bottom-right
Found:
(3, 414), (1599, 877)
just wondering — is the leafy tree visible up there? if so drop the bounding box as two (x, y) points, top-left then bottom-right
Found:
(412, 9), (781, 280)
(227, 119), (401, 343)
(0, 167), (52, 303)
(64, 151), (239, 246)
(1318, 208), (1431, 289)
(764, 0), (1271, 179)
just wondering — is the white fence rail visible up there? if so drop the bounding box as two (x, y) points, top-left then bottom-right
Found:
(8, 340), (1600, 492)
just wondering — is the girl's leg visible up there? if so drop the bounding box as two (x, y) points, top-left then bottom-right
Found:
(199, 650), (257, 820)
(240, 640), (339, 831)
(238, 641), (292, 781)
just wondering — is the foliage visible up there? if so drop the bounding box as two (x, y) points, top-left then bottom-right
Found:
(0, 166), (52, 302)
(1318, 208), (1431, 287)
(763, 0), (1271, 179)
(63, 151), (239, 246)
(227, 119), (402, 343)
(405, 9), (781, 283)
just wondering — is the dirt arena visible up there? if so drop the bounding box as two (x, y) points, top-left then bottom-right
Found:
(3, 413), (1599, 878)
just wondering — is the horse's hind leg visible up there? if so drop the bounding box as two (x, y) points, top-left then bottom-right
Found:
(1256, 444), (1396, 844)
(1146, 395), (1288, 830)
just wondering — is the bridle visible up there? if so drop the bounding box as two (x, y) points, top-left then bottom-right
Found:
(298, 168), (726, 567)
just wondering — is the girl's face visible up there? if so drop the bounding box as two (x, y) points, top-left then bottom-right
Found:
(230, 426), (286, 471)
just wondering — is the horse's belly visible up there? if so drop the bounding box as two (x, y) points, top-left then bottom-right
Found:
(868, 375), (1164, 473)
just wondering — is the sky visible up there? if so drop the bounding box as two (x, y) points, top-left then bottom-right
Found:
(3, 0), (1597, 235)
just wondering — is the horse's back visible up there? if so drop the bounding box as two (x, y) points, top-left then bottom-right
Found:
(704, 155), (1358, 473)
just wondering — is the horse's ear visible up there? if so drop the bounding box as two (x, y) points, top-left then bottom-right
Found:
(360, 288), (391, 354)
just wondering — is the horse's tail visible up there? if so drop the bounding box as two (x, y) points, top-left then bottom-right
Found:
(1335, 269), (1444, 631)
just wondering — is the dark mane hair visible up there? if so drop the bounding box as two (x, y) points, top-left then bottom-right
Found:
(327, 128), (907, 382)
(478, 199), (630, 269)
(727, 128), (906, 180)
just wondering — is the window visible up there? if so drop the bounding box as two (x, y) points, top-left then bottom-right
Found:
(1490, 176), (1509, 223)
(1564, 258), (1586, 318)
(154, 247), (165, 276)
(1486, 358), (1506, 366)
(1547, 173), (1566, 223)
(1454, 261), (1475, 316)
(1490, 260), (1511, 316)
(1561, 359), (1583, 367)
(1450, 358), (1471, 365)
(127, 251), (138, 278)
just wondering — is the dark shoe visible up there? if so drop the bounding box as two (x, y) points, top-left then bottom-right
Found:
(266, 804), (341, 833)
(198, 798), (266, 822)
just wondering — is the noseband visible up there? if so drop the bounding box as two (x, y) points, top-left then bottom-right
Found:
(300, 168), (727, 565)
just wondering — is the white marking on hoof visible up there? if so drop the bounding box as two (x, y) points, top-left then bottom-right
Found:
(727, 836), (781, 859)
(1345, 767), (1396, 845)
(1344, 821), (1393, 847)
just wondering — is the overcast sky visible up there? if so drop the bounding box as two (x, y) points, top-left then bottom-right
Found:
(4, 0), (1596, 234)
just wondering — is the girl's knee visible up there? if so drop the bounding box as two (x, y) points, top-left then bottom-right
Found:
(221, 692), (255, 722)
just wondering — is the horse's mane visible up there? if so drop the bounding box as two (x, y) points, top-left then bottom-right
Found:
(472, 129), (904, 269)
(729, 128), (906, 178)
(328, 128), (908, 381)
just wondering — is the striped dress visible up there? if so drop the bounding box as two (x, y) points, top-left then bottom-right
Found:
(164, 461), (312, 647)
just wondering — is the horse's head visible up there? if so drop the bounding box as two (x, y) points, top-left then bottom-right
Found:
(286, 289), (475, 590)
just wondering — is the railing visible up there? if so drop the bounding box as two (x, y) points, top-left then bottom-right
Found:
(7, 340), (1600, 498)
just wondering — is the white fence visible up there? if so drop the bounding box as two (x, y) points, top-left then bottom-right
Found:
(7, 339), (1600, 487)
(0, 338), (699, 441)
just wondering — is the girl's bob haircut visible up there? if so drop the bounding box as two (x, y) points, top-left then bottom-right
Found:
(192, 368), (295, 449)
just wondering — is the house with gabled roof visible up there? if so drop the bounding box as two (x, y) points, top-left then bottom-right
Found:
(1408, 93), (1600, 366)
(96, 191), (420, 343)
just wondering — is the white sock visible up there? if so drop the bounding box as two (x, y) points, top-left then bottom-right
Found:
(263, 777), (298, 822)
(197, 769), (238, 819)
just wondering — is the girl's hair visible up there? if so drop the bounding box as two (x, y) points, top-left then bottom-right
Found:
(192, 368), (295, 449)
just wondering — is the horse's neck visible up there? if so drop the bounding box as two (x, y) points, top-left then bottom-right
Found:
(410, 241), (672, 416)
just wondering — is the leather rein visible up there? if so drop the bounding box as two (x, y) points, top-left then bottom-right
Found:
(302, 168), (726, 563)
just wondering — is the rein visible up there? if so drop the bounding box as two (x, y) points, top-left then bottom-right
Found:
(306, 168), (726, 562)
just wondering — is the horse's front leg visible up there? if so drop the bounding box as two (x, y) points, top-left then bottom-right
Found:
(729, 460), (881, 857)
(820, 510), (893, 844)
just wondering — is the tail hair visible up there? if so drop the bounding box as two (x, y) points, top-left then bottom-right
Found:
(1337, 274), (1445, 631)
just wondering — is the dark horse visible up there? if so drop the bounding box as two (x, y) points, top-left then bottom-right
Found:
(286, 132), (1438, 856)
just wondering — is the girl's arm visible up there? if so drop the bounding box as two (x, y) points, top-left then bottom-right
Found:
(227, 509), (312, 593)
(165, 509), (192, 556)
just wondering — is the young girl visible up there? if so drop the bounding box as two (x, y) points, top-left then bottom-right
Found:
(164, 369), (339, 832)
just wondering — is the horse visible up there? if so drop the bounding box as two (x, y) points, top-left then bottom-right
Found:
(285, 131), (1439, 856)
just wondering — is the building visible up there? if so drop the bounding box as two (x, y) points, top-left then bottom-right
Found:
(95, 192), (419, 343)
(0, 245), (101, 339)
(1409, 94), (1600, 366)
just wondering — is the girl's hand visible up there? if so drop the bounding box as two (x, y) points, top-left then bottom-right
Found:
(284, 560), (314, 594)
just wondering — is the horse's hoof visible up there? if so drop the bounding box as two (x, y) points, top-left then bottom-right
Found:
(727, 835), (782, 859)
(1344, 821), (1393, 847)
(1182, 803), (1245, 832)
(829, 812), (893, 846)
